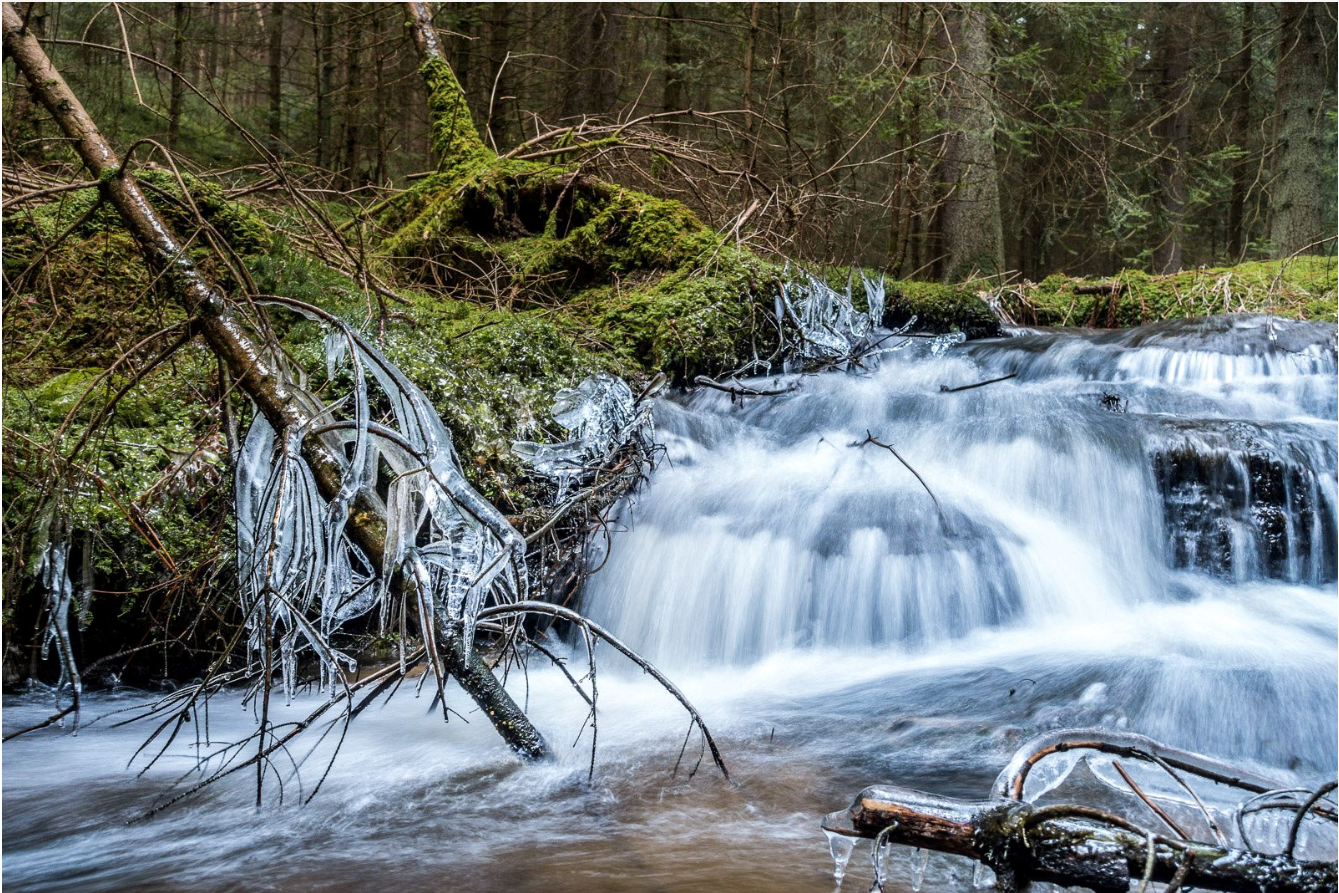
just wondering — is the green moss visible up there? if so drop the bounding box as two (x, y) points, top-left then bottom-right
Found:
(3, 170), (270, 273)
(376, 146), (775, 381)
(31, 368), (105, 419)
(581, 252), (775, 378)
(3, 345), (232, 668)
(421, 56), (489, 166)
(999, 257), (1337, 327)
(885, 279), (1002, 338)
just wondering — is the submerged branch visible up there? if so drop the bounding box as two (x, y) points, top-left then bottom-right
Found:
(694, 375), (799, 399)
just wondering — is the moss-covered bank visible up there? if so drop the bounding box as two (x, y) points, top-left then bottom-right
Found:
(995, 258), (1337, 328)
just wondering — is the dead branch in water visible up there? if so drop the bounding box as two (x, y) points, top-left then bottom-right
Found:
(825, 728), (1338, 893)
(694, 375), (800, 400)
(849, 430), (949, 529)
(940, 372), (1018, 393)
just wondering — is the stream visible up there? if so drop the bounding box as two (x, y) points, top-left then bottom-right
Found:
(4, 314), (1336, 892)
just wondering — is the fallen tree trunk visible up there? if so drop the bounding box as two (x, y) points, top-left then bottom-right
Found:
(824, 784), (1337, 893)
(1, 1), (549, 760)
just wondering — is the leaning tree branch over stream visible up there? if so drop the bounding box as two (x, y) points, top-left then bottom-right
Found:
(0, 0), (547, 757)
(2, 1), (733, 798)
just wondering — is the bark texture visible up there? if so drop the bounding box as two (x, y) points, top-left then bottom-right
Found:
(940, 2), (1004, 283)
(1270, 2), (1331, 258)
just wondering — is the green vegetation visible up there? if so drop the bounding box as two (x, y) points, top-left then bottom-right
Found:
(996, 258), (1338, 328)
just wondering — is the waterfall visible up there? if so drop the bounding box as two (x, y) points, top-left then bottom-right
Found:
(582, 314), (1338, 766)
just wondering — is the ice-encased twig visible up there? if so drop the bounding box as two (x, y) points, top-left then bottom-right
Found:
(235, 297), (530, 699)
(513, 372), (653, 498)
(37, 519), (82, 729)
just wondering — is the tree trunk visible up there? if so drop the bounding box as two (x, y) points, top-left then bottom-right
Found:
(1153, 7), (1190, 274)
(742, 2), (760, 118)
(1, 0), (550, 763)
(560, 3), (621, 120)
(5, 0), (45, 155)
(316, 4), (335, 169)
(404, 1), (485, 164)
(373, 7), (388, 183)
(341, 5), (363, 188)
(168, 3), (186, 152)
(1226, 3), (1253, 262)
(1270, 2), (1330, 258)
(482, 2), (512, 149)
(266, 1), (283, 155)
(661, 2), (685, 130)
(940, 2), (1004, 283)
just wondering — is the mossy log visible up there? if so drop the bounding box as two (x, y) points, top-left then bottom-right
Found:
(823, 784), (1337, 893)
(2, 1), (549, 761)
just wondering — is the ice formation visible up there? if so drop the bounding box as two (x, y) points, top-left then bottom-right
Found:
(37, 530), (82, 722)
(777, 270), (896, 361)
(929, 330), (967, 357)
(513, 372), (652, 498)
(236, 301), (527, 698)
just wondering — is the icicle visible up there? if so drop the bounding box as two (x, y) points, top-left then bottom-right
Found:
(1019, 751), (1083, 802)
(775, 270), (891, 363)
(513, 373), (648, 499)
(861, 272), (886, 327)
(237, 298), (539, 695)
(909, 848), (928, 892)
(826, 830), (856, 883)
(38, 527), (81, 723)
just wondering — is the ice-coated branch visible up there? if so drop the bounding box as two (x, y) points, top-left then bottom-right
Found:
(0, 5), (547, 760)
(823, 786), (1336, 893)
(824, 729), (1337, 893)
(778, 270), (895, 363)
(513, 373), (653, 498)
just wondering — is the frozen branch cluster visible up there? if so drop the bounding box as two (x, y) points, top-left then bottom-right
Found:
(778, 270), (892, 362)
(513, 372), (653, 498)
(826, 728), (1338, 893)
(236, 299), (526, 699)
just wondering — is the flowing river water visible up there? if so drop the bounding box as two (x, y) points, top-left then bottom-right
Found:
(4, 314), (1336, 892)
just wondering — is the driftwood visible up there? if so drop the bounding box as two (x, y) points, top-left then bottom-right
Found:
(1, 1), (548, 760)
(824, 787), (1336, 893)
(824, 729), (1337, 893)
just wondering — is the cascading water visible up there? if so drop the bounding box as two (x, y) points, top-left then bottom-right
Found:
(585, 316), (1334, 683)
(4, 314), (1335, 893)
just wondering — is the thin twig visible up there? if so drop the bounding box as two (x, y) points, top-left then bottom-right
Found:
(940, 372), (1017, 393)
(850, 430), (949, 529)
